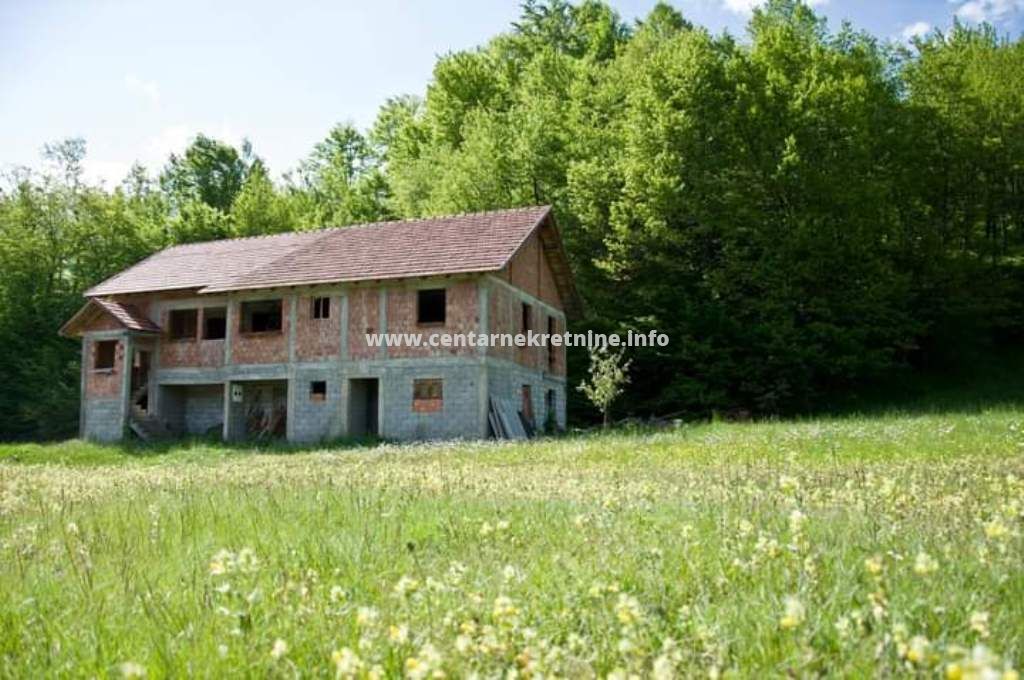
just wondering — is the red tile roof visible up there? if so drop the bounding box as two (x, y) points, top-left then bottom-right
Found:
(93, 299), (162, 333)
(86, 206), (556, 297)
(59, 298), (161, 337)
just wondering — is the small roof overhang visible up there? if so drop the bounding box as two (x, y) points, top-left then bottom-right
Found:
(59, 298), (161, 338)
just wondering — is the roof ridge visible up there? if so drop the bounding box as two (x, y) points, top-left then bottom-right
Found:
(158, 205), (552, 251)
(160, 228), (322, 251)
(311, 204), (550, 237)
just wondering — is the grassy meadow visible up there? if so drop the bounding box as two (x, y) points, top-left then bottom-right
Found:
(1, 409), (1023, 678)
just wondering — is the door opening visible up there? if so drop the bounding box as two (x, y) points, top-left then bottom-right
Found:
(348, 378), (379, 437)
(131, 350), (151, 414)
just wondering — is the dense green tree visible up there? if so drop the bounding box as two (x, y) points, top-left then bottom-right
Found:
(160, 134), (253, 212)
(0, 142), (161, 439)
(2, 1), (1024, 439)
(231, 161), (296, 236)
(373, 0), (1024, 417)
(292, 123), (392, 226)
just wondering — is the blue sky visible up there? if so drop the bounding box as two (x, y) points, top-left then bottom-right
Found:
(2, 0), (1022, 186)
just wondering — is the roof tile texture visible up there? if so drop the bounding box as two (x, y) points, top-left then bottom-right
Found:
(92, 299), (162, 333)
(87, 206), (552, 297)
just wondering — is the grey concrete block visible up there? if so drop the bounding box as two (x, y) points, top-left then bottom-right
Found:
(83, 398), (124, 442)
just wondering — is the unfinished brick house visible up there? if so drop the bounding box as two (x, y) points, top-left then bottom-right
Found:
(59, 206), (581, 443)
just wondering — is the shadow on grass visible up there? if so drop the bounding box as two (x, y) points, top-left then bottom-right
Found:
(128, 434), (386, 456)
(816, 345), (1024, 418)
(0, 434), (388, 466)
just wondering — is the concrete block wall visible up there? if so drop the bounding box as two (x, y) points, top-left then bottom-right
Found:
(160, 384), (223, 435)
(290, 367), (344, 442)
(285, 360), (486, 443)
(83, 398), (123, 441)
(378, 361), (485, 440)
(159, 385), (184, 431)
(486, 359), (566, 432)
(185, 386), (224, 435)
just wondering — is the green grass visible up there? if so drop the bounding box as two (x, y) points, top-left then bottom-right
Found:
(1, 409), (1023, 677)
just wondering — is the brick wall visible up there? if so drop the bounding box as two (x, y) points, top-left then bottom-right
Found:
(501, 231), (563, 309)
(159, 306), (225, 368)
(386, 281), (478, 358)
(85, 337), (123, 398)
(231, 297), (290, 364)
(488, 283), (519, 364)
(295, 295), (341, 360)
(112, 294), (222, 369)
(486, 284), (565, 375)
(347, 288), (380, 360)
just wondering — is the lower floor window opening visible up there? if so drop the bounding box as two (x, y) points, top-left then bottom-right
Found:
(413, 378), (443, 413)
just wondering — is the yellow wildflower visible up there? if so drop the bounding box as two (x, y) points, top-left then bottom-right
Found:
(914, 551), (939, 576)
(779, 596), (805, 630)
(970, 611), (990, 638)
(331, 648), (363, 678)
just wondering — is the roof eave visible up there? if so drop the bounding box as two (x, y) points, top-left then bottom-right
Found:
(60, 298), (162, 337)
(197, 266), (504, 295)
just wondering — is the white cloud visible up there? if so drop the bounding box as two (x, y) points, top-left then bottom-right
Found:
(722, 0), (761, 12)
(82, 122), (245, 186)
(901, 21), (932, 40)
(954, 0), (1024, 23)
(722, 0), (828, 14)
(142, 124), (199, 161)
(81, 159), (134, 187)
(124, 74), (160, 105)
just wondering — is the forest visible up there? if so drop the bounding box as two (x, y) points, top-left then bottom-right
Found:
(1, 0), (1022, 440)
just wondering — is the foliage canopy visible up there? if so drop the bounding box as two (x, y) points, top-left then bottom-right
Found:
(2, 0), (1023, 438)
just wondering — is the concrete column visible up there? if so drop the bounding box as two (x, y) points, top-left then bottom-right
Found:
(224, 296), (234, 366)
(120, 333), (134, 437)
(477, 282), (489, 357)
(340, 376), (352, 438)
(222, 381), (233, 442)
(287, 293), (298, 363)
(79, 337), (88, 439)
(477, 280), (491, 437)
(286, 293), (298, 442)
(377, 287), (388, 360)
(339, 293), (349, 362)
(339, 288), (352, 438)
(377, 368), (386, 439)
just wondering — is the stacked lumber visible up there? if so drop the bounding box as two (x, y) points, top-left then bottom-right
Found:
(488, 396), (530, 440)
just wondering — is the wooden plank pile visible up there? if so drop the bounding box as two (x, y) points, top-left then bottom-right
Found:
(488, 396), (530, 440)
